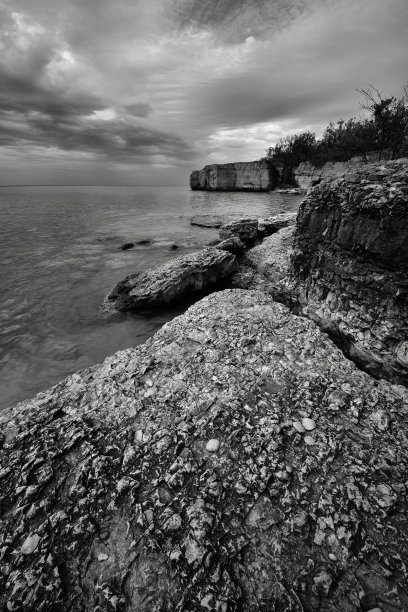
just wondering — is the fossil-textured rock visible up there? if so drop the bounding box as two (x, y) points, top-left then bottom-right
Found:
(1, 289), (408, 611)
(105, 247), (237, 313)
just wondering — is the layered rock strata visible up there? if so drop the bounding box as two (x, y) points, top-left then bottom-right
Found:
(242, 159), (408, 384)
(2, 289), (408, 611)
(106, 248), (237, 313)
(293, 159), (408, 383)
(190, 161), (282, 191)
(293, 153), (391, 191)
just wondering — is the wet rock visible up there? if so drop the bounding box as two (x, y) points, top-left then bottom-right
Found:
(190, 215), (223, 228)
(169, 244), (178, 251)
(1, 289), (408, 610)
(105, 247), (237, 312)
(136, 239), (151, 246)
(120, 242), (135, 250)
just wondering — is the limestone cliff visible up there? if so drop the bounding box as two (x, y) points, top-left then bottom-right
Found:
(190, 160), (281, 191)
(241, 159), (408, 385)
(293, 153), (391, 191)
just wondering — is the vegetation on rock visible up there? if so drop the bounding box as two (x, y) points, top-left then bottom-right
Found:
(263, 85), (408, 171)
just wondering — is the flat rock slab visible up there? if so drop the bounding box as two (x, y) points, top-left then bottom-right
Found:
(1, 289), (408, 611)
(190, 215), (223, 228)
(106, 247), (237, 312)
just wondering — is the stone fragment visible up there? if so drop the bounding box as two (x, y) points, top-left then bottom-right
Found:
(293, 421), (305, 433)
(20, 534), (40, 555)
(302, 418), (316, 431)
(206, 439), (220, 452)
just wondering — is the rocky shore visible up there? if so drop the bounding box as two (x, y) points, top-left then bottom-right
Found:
(1, 160), (408, 611)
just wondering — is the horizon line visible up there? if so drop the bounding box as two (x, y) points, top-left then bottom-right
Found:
(0, 184), (187, 188)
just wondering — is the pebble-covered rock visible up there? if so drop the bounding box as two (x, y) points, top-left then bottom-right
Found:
(1, 289), (408, 611)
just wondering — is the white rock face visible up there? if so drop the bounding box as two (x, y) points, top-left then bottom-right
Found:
(190, 161), (279, 191)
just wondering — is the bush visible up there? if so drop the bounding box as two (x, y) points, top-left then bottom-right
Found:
(263, 84), (408, 170)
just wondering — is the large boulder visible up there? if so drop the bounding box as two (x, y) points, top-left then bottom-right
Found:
(292, 159), (408, 383)
(106, 247), (237, 312)
(1, 289), (408, 611)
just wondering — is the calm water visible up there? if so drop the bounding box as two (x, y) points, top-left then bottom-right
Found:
(0, 185), (302, 411)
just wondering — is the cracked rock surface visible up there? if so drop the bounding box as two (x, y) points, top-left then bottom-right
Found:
(292, 159), (408, 384)
(105, 247), (237, 313)
(239, 160), (408, 385)
(1, 289), (408, 611)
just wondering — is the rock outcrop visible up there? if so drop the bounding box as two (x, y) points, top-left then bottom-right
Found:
(218, 213), (296, 245)
(190, 161), (282, 191)
(292, 159), (408, 384)
(293, 154), (391, 191)
(106, 248), (237, 313)
(2, 289), (408, 611)
(242, 159), (408, 384)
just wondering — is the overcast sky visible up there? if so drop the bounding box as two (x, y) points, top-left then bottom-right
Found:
(0, 0), (407, 185)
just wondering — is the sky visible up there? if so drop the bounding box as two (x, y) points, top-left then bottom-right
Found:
(0, 0), (407, 185)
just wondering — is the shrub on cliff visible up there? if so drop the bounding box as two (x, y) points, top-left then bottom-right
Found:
(263, 84), (408, 168)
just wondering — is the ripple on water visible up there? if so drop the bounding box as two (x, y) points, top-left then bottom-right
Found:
(0, 185), (302, 410)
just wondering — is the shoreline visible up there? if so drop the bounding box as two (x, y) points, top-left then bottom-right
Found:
(1, 159), (408, 610)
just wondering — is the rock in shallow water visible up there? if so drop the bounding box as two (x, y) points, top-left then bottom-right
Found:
(105, 247), (237, 312)
(1, 289), (408, 611)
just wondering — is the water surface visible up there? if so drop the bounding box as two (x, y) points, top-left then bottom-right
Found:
(0, 185), (302, 410)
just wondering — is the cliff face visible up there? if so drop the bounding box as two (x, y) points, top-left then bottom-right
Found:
(293, 153), (391, 191)
(292, 159), (408, 383)
(190, 160), (281, 191)
(243, 159), (408, 384)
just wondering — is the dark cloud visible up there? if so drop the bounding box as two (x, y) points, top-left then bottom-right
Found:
(170, 0), (316, 43)
(0, 107), (194, 163)
(0, 67), (107, 118)
(124, 102), (152, 118)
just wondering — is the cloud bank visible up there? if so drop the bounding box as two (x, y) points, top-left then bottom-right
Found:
(0, 0), (406, 184)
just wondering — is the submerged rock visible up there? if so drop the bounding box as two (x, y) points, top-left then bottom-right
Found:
(119, 242), (135, 250)
(106, 247), (237, 312)
(190, 215), (223, 228)
(1, 289), (408, 611)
